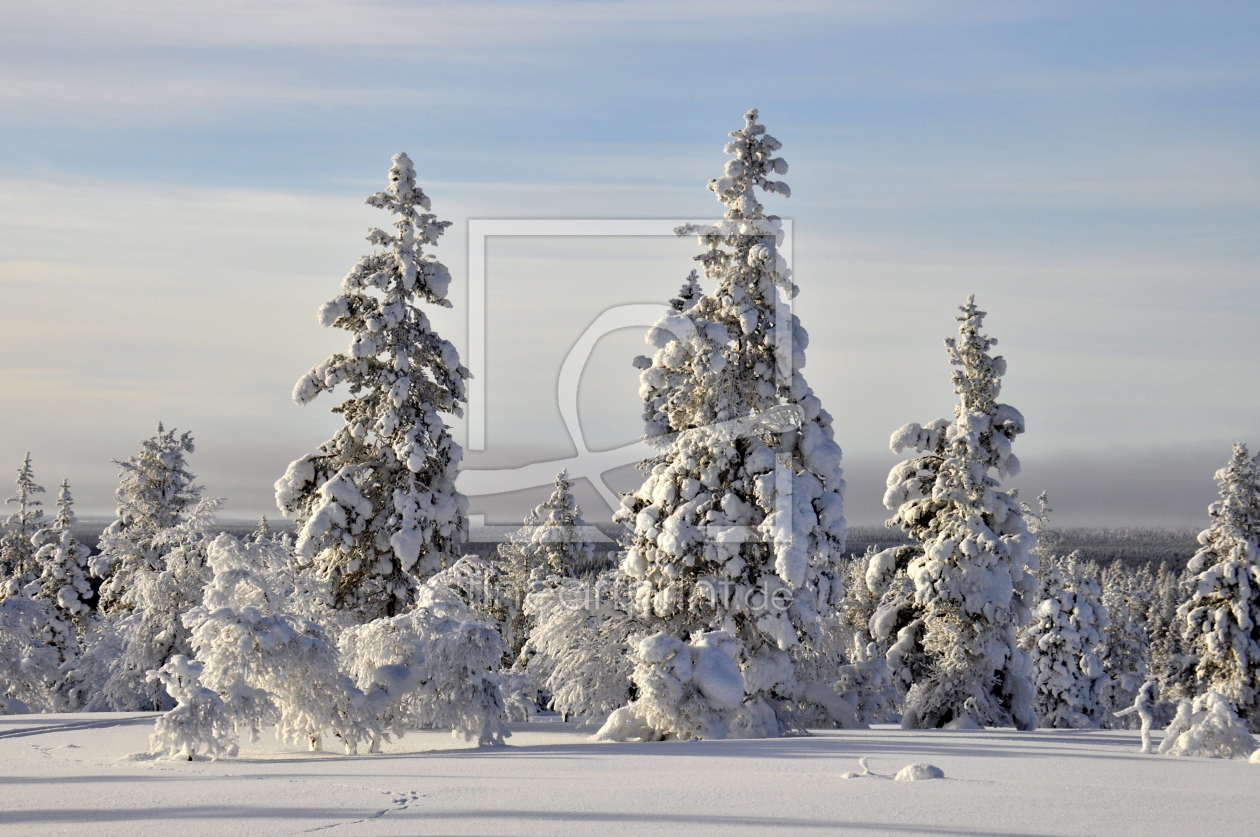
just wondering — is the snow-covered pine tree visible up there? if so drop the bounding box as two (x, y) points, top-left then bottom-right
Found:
(1146, 560), (1191, 708)
(275, 153), (469, 622)
(1178, 444), (1260, 731)
(1021, 554), (1110, 728)
(609, 110), (847, 739)
(873, 296), (1037, 730)
(93, 425), (202, 613)
(0, 453), (45, 595)
(28, 480), (93, 659)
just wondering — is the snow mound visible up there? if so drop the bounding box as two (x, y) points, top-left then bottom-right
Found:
(1159, 692), (1257, 760)
(895, 763), (945, 781)
(1250, 749), (1260, 764)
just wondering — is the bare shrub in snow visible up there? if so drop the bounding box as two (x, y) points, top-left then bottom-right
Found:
(276, 153), (468, 622)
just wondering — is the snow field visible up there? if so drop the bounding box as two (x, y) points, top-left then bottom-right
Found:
(2, 714), (1257, 837)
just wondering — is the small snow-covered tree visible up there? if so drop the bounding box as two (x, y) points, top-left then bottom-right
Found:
(147, 655), (237, 761)
(1021, 555), (1110, 728)
(1, 453), (45, 595)
(276, 152), (469, 622)
(521, 570), (641, 720)
(0, 595), (59, 713)
(873, 296), (1037, 730)
(85, 497), (221, 711)
(29, 480), (93, 657)
(495, 470), (598, 657)
(93, 425), (202, 613)
(610, 110), (847, 739)
(186, 534), (377, 753)
(1159, 691), (1257, 759)
(340, 579), (510, 748)
(1178, 444), (1260, 731)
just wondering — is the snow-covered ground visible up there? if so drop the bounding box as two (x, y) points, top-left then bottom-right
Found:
(1, 714), (1256, 836)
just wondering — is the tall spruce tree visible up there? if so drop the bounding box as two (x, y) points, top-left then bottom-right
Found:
(1178, 444), (1260, 731)
(608, 110), (847, 739)
(275, 153), (469, 621)
(874, 296), (1037, 730)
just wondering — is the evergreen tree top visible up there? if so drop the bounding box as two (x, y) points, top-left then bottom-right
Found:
(52, 479), (75, 531)
(707, 108), (791, 221)
(5, 452), (45, 532)
(946, 295), (1008, 418)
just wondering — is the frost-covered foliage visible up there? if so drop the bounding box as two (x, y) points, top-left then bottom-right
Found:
(521, 571), (641, 720)
(1158, 691), (1258, 759)
(276, 153), (469, 622)
(872, 297), (1037, 730)
(594, 631), (768, 741)
(147, 655), (237, 761)
(832, 640), (897, 724)
(494, 471), (598, 657)
(1178, 444), (1260, 731)
(0, 453), (45, 595)
(1145, 561), (1193, 706)
(28, 480), (93, 657)
(611, 110), (846, 738)
(340, 579), (510, 748)
(93, 425), (202, 613)
(85, 499), (221, 710)
(1021, 556), (1110, 728)
(0, 595), (60, 713)
(186, 534), (377, 754)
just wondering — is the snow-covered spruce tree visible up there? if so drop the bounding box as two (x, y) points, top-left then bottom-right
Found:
(1178, 444), (1260, 731)
(1020, 555), (1110, 728)
(93, 425), (202, 613)
(1, 453), (45, 595)
(29, 480), (93, 659)
(606, 110), (847, 740)
(495, 470), (597, 657)
(872, 296), (1037, 730)
(186, 534), (377, 753)
(276, 153), (469, 622)
(1146, 560), (1192, 709)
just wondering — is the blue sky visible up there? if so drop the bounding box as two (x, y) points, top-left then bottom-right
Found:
(1, 1), (1258, 526)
